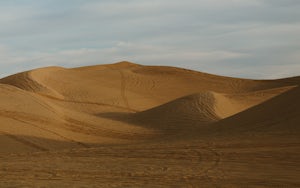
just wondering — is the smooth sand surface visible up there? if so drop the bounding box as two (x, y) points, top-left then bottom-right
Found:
(0, 61), (299, 187)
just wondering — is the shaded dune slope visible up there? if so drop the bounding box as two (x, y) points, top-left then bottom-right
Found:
(211, 86), (300, 140)
(0, 61), (298, 153)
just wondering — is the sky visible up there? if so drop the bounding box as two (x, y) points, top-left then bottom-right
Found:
(0, 0), (299, 79)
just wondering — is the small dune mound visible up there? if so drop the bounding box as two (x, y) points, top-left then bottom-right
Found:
(132, 91), (250, 132)
(132, 92), (221, 131)
(0, 71), (44, 92)
(0, 67), (65, 99)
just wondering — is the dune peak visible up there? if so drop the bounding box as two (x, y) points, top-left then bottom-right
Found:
(110, 61), (140, 68)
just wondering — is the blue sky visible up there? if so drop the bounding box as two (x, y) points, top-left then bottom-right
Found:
(0, 0), (299, 79)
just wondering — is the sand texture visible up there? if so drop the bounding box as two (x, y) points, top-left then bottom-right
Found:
(0, 61), (299, 187)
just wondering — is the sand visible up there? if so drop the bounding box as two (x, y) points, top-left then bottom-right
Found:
(0, 61), (299, 187)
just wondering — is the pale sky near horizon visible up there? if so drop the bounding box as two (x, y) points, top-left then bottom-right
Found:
(0, 0), (299, 79)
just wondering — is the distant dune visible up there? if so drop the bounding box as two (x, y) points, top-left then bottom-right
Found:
(0, 61), (299, 187)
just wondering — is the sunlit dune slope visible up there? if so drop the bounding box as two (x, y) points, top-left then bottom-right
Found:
(0, 61), (298, 153)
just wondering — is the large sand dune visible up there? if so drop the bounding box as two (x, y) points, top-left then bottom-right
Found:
(0, 62), (299, 187)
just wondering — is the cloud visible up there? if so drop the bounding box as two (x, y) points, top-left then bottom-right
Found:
(0, 0), (299, 79)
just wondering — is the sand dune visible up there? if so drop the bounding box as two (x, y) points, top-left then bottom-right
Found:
(130, 91), (249, 132)
(0, 61), (299, 187)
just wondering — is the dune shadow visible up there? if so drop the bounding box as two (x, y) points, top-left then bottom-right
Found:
(0, 134), (104, 154)
(97, 112), (135, 123)
(96, 111), (209, 133)
(96, 112), (154, 128)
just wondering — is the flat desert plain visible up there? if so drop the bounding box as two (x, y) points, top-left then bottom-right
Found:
(0, 62), (299, 187)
